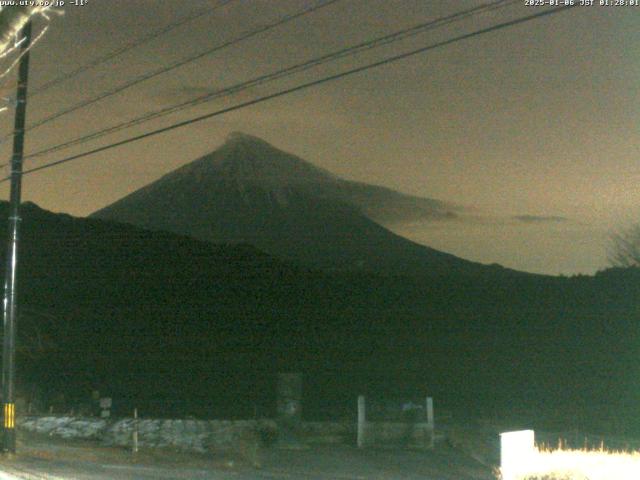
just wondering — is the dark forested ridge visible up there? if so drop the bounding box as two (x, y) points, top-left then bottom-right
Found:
(3, 201), (639, 433)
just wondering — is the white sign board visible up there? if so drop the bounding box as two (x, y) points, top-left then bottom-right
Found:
(500, 429), (536, 480)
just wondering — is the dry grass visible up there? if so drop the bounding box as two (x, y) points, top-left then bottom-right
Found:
(499, 446), (640, 480)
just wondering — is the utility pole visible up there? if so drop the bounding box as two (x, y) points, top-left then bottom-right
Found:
(2, 19), (31, 454)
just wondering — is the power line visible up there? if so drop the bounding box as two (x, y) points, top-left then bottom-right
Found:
(29, 0), (236, 97)
(24, 0), (518, 162)
(1, 5), (577, 183)
(0, 0), (341, 143)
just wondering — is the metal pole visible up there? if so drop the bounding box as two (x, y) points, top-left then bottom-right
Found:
(2, 20), (32, 454)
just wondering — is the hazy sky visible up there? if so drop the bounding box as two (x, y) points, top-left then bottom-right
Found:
(0, 0), (637, 275)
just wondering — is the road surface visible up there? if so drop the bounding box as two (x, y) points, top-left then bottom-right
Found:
(0, 435), (495, 479)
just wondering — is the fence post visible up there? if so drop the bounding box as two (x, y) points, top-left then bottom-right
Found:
(357, 395), (366, 448)
(132, 408), (138, 454)
(426, 397), (434, 449)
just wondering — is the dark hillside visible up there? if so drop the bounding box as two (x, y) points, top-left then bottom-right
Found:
(1, 202), (638, 432)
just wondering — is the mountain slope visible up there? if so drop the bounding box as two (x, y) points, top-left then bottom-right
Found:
(91, 133), (482, 275)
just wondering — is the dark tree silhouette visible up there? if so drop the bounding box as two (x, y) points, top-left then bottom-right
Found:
(609, 225), (640, 267)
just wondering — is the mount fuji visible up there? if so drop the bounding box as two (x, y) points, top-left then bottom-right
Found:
(92, 133), (502, 275)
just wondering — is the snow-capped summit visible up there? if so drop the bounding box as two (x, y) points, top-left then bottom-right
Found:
(92, 133), (476, 274)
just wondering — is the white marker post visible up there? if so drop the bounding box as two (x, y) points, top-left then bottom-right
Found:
(426, 397), (434, 449)
(500, 430), (536, 480)
(132, 408), (139, 454)
(357, 395), (366, 448)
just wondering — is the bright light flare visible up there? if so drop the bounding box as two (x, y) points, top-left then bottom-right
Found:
(0, 6), (49, 55)
(0, 5), (58, 111)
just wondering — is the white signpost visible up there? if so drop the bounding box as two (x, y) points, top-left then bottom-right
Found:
(500, 429), (536, 480)
(99, 397), (112, 419)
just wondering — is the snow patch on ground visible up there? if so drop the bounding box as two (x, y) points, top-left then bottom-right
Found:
(18, 416), (273, 454)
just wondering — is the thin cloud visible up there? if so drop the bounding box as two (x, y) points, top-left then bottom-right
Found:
(513, 215), (569, 224)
